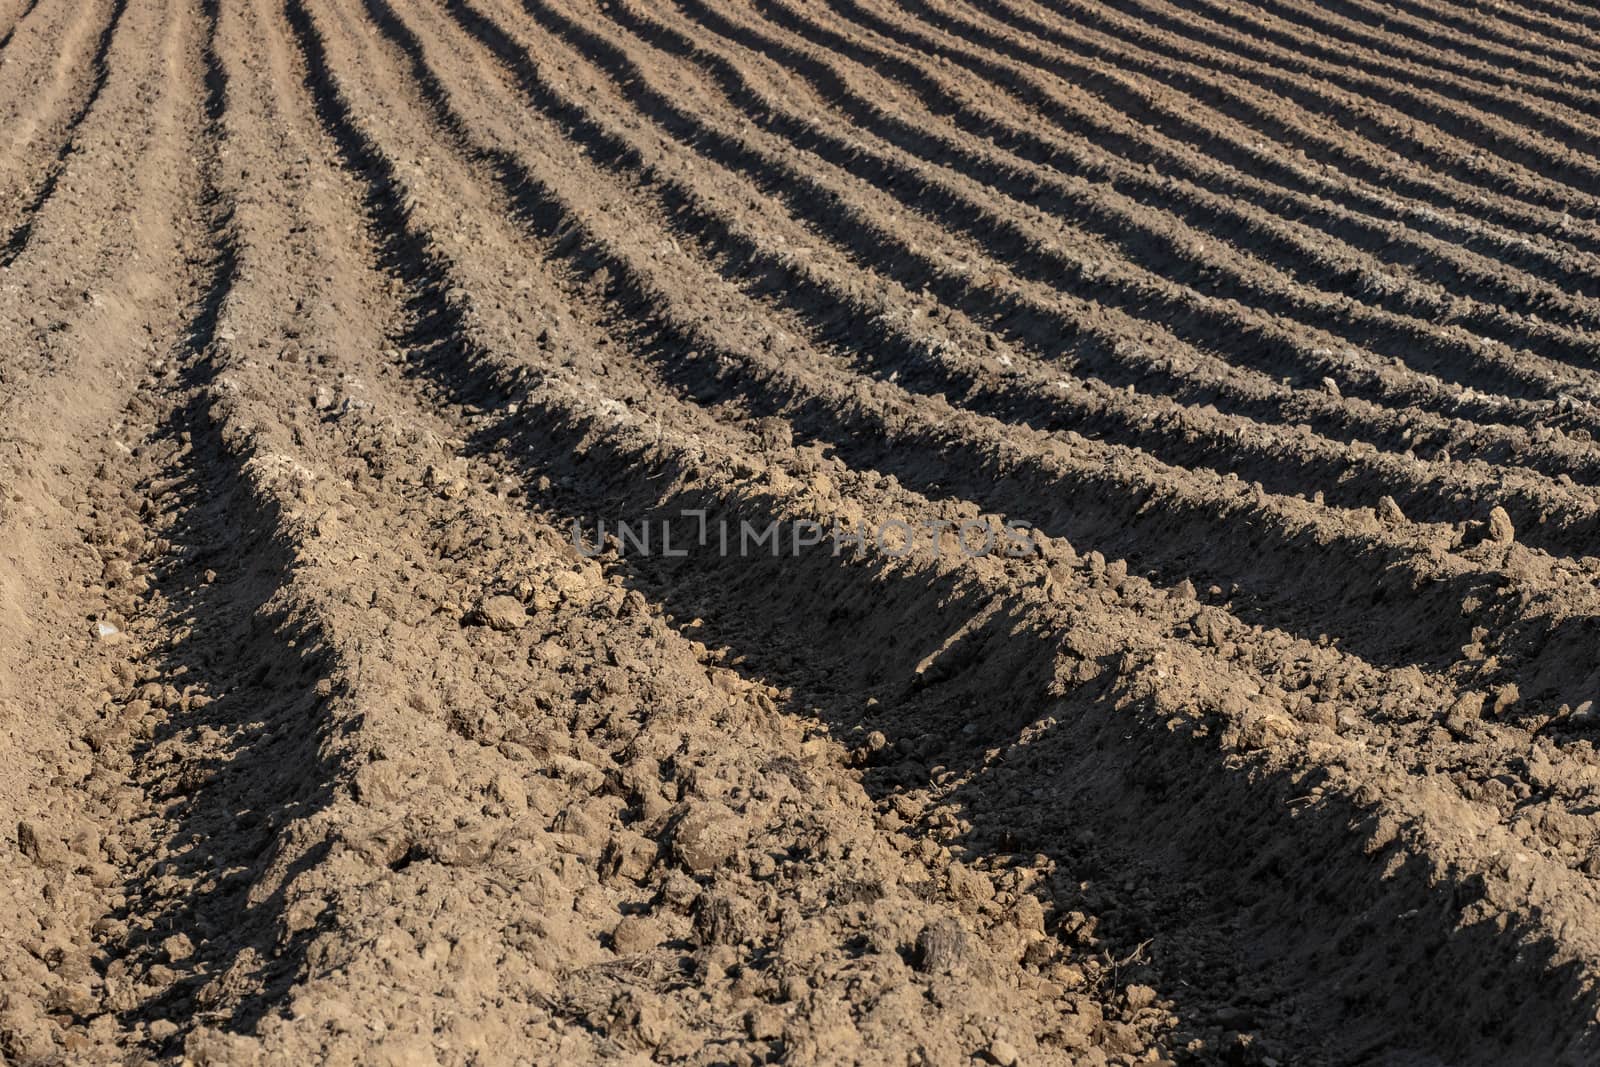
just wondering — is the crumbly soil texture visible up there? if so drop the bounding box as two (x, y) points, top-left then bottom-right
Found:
(6, 0), (1600, 1063)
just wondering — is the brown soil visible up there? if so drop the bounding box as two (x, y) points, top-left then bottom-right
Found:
(3, 0), (1600, 1063)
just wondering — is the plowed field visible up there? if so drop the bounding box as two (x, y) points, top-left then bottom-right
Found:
(6, 0), (1600, 1063)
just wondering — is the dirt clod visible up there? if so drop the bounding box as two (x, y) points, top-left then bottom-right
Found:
(670, 802), (741, 874)
(471, 594), (527, 632)
(1488, 507), (1516, 544)
(986, 1037), (1022, 1066)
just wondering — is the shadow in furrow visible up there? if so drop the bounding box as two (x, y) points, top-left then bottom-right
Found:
(837, 0), (1600, 267)
(911, 0), (1600, 226)
(482, 0), (1600, 558)
(106, 7), (344, 1043)
(114, 385), (341, 1042)
(633, 0), (1600, 351)
(481, 0), (1600, 458)
(655, 0), (1600, 388)
(284, 3), (1600, 1060)
(1086, 0), (1600, 176)
(372, 0), (1600, 705)
(847, 0), (1600, 302)
(1298, 0), (1599, 80)
(527, 0), (1577, 422)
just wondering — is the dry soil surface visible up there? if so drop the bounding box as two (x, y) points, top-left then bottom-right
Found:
(6, 0), (1600, 1063)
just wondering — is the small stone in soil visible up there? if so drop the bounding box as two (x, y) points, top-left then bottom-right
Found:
(985, 1038), (1021, 1066)
(1487, 506), (1515, 544)
(472, 595), (527, 632)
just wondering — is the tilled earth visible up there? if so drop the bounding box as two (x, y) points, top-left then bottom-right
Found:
(5, 0), (1600, 1063)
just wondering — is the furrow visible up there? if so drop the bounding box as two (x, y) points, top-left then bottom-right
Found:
(0, 0), (129, 265)
(984, 0), (1600, 220)
(1245, 0), (1600, 108)
(761, 0), (1600, 348)
(329, 0), (1600, 753)
(500, 0), (1600, 563)
(0, 0), (207, 503)
(869, 0), (1600, 264)
(5, 0), (1600, 1060)
(467, 0), (1600, 566)
(1498, 0), (1600, 34)
(75, 0), (366, 1047)
(260, 0), (1600, 1060)
(1138, 0), (1600, 157)
(627, 1), (1600, 422)
(190, 0), (1182, 1058)
(640, 0), (1600, 412)
(0, 0), (40, 52)
(0, 0), (232, 1054)
(467, 0), (1600, 491)
(695, 0), (1600, 361)
(773, 0), (1600, 309)
(0, 0), (115, 228)
(536, 0), (1600, 418)
(1331, 0), (1600, 71)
